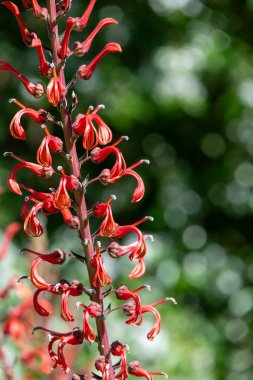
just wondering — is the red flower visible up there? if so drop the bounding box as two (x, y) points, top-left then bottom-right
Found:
(128, 361), (168, 380)
(0, 222), (21, 259)
(32, 279), (89, 321)
(0, 61), (44, 97)
(114, 284), (150, 325)
(76, 301), (102, 343)
(53, 171), (80, 210)
(2, 1), (36, 46)
(73, 105), (112, 150)
(9, 106), (48, 140)
(56, 0), (72, 17)
(57, 0), (97, 58)
(128, 259), (146, 279)
(91, 242), (112, 288)
(21, 189), (79, 237)
(36, 134), (63, 167)
(20, 247), (66, 287)
(95, 356), (110, 380)
(78, 43), (122, 80)
(110, 341), (128, 380)
(96, 196), (119, 238)
(73, 18), (118, 57)
(46, 65), (65, 106)
(91, 145), (126, 179)
(33, 327), (84, 374)
(21, 347), (52, 375)
(123, 297), (177, 340)
(7, 159), (53, 195)
(28, 0), (47, 19)
(30, 37), (52, 76)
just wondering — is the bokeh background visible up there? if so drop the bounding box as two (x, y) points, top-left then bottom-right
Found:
(1, 0), (253, 379)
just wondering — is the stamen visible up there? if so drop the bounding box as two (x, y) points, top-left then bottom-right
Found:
(8, 98), (26, 109)
(112, 136), (129, 147)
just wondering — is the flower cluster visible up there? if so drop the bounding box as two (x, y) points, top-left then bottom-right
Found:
(1, 0), (176, 378)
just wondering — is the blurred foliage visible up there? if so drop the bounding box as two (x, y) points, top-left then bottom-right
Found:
(1, 0), (253, 379)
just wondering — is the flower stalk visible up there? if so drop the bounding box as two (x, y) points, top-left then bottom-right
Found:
(1, 0), (176, 377)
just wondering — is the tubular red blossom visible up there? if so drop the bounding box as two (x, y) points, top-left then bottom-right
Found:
(0, 61), (45, 97)
(128, 361), (168, 380)
(34, 327), (84, 374)
(56, 0), (72, 16)
(21, 347), (52, 375)
(22, 248), (66, 288)
(31, 38), (52, 76)
(46, 66), (65, 106)
(128, 259), (146, 279)
(2, 1), (36, 45)
(114, 285), (145, 325)
(53, 174), (80, 210)
(36, 135), (63, 167)
(30, 0), (47, 19)
(9, 107), (48, 140)
(73, 18), (118, 57)
(91, 145), (126, 179)
(57, 17), (76, 59)
(76, 0), (97, 30)
(123, 298), (176, 340)
(97, 197), (119, 238)
(76, 301), (102, 343)
(8, 162), (53, 195)
(110, 341), (128, 380)
(21, 189), (79, 236)
(78, 43), (122, 80)
(91, 242), (112, 287)
(3, 299), (33, 341)
(95, 356), (110, 380)
(24, 201), (45, 237)
(0, 222), (21, 259)
(73, 105), (112, 150)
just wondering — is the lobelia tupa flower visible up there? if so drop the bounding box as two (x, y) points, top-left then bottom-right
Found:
(1, 0), (176, 378)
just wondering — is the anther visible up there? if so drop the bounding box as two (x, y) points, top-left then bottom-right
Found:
(122, 136), (129, 141)
(141, 159), (150, 165)
(147, 216), (154, 222)
(146, 234), (154, 242)
(96, 241), (102, 248)
(88, 105), (94, 111)
(144, 284), (151, 291)
(76, 301), (81, 309)
(166, 297), (177, 304)
(3, 152), (12, 157)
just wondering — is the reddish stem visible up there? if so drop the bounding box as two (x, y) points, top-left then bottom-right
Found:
(46, 1), (114, 378)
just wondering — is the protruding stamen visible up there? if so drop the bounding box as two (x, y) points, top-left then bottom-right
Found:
(132, 216), (154, 227)
(3, 152), (12, 157)
(106, 195), (117, 205)
(141, 159), (150, 165)
(112, 136), (129, 147)
(8, 98), (26, 109)
(96, 241), (101, 248)
(145, 234), (154, 242)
